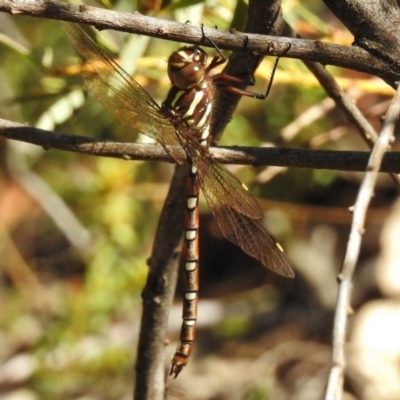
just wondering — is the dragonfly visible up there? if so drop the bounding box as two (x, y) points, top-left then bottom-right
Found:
(63, 23), (294, 378)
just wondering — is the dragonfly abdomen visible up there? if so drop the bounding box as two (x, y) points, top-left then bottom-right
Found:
(170, 165), (201, 377)
(164, 45), (215, 377)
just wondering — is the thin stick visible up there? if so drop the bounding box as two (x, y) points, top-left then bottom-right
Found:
(134, 165), (187, 400)
(2, 118), (400, 172)
(324, 83), (400, 400)
(0, 0), (396, 82)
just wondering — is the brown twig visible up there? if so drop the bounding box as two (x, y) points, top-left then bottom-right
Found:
(324, 83), (400, 400)
(211, 0), (289, 139)
(134, 165), (187, 400)
(267, 11), (400, 187)
(2, 118), (400, 172)
(323, 0), (400, 68)
(0, 0), (397, 82)
(301, 60), (400, 189)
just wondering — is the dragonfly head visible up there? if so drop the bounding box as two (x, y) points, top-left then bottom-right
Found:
(167, 46), (208, 89)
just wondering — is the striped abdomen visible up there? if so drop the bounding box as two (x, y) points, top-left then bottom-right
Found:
(162, 69), (214, 377)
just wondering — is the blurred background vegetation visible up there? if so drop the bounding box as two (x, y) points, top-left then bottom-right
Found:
(0, 1), (397, 399)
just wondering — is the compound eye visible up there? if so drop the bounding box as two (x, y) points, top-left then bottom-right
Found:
(169, 63), (205, 89)
(167, 47), (207, 89)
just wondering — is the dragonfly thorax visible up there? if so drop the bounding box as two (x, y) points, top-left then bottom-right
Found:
(167, 46), (208, 89)
(162, 46), (214, 139)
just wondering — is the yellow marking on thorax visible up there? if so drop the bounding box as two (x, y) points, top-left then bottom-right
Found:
(183, 90), (205, 119)
(197, 102), (212, 129)
(171, 90), (185, 108)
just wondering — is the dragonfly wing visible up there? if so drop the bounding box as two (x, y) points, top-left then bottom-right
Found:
(184, 140), (293, 277)
(214, 205), (294, 277)
(186, 144), (263, 219)
(63, 23), (185, 164)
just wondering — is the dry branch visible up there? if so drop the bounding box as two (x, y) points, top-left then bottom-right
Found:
(0, 0), (397, 82)
(2, 118), (400, 172)
(325, 83), (400, 400)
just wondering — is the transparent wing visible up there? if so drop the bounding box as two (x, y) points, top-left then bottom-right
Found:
(213, 205), (294, 277)
(185, 144), (263, 219)
(185, 144), (293, 277)
(63, 23), (185, 163)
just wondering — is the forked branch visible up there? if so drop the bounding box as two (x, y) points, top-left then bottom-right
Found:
(325, 83), (400, 400)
